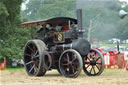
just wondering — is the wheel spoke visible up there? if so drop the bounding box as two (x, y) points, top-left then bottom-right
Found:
(29, 64), (35, 73)
(35, 60), (39, 68)
(33, 51), (38, 57)
(72, 54), (76, 62)
(34, 67), (38, 73)
(90, 66), (93, 73)
(26, 61), (33, 65)
(71, 65), (75, 74)
(96, 57), (100, 61)
(73, 64), (78, 71)
(87, 54), (91, 61)
(62, 64), (68, 66)
(96, 62), (102, 64)
(92, 66), (96, 74)
(96, 64), (100, 71)
(86, 64), (90, 69)
(25, 53), (32, 57)
(63, 57), (68, 61)
(27, 45), (34, 53)
(33, 55), (39, 59)
(85, 61), (90, 64)
(67, 53), (70, 62)
(33, 45), (37, 54)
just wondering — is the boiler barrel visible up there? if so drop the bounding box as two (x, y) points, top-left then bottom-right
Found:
(56, 38), (90, 55)
(56, 43), (72, 51)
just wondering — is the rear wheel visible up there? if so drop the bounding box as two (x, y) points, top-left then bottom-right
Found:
(59, 49), (83, 78)
(43, 51), (52, 71)
(24, 40), (47, 76)
(83, 48), (104, 76)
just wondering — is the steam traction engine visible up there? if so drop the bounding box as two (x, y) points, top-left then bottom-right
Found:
(21, 10), (104, 78)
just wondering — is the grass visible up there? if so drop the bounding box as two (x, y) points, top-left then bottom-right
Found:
(3, 67), (24, 71)
(100, 43), (128, 48)
(102, 69), (126, 75)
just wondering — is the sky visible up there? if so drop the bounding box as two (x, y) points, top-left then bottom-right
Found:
(21, 0), (128, 10)
(120, 0), (128, 3)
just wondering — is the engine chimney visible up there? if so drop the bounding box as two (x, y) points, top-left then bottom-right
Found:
(77, 9), (83, 37)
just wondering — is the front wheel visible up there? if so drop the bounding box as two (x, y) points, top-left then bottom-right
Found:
(83, 48), (104, 76)
(59, 49), (83, 78)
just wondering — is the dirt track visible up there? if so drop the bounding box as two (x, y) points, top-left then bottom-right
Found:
(0, 69), (128, 85)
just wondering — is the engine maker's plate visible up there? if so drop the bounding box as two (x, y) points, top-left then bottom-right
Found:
(54, 32), (65, 43)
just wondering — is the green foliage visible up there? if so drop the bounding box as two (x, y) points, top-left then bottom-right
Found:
(0, 1), (9, 38)
(0, 2), (9, 19)
(82, 1), (122, 41)
(22, 0), (76, 21)
(0, 28), (30, 59)
(0, 0), (25, 60)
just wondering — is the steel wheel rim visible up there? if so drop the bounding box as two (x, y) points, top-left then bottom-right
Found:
(59, 50), (82, 78)
(83, 49), (104, 76)
(43, 51), (52, 70)
(24, 42), (40, 76)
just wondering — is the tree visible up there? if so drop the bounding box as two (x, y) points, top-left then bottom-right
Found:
(82, 1), (122, 41)
(0, 0), (23, 60)
(21, 0), (76, 21)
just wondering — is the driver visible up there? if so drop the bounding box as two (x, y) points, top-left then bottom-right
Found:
(55, 25), (62, 32)
(36, 24), (49, 40)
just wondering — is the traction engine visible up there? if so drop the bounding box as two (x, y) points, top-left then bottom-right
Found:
(21, 9), (104, 78)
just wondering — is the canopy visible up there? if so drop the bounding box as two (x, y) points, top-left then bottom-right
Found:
(21, 17), (77, 28)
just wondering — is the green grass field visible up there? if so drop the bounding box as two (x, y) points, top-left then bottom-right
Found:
(4, 67), (24, 71)
(100, 43), (128, 48)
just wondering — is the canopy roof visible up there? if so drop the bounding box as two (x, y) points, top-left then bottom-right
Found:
(21, 17), (77, 28)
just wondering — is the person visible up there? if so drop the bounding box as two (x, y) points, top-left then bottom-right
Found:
(36, 24), (50, 40)
(124, 53), (128, 70)
(55, 25), (62, 32)
(93, 45), (102, 53)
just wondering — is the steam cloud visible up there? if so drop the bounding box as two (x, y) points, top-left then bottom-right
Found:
(77, 0), (119, 9)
